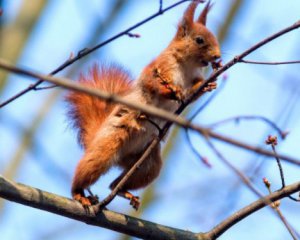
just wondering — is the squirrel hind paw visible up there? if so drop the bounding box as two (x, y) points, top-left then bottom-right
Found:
(73, 193), (92, 207)
(73, 193), (99, 207)
(129, 195), (140, 210)
(118, 191), (140, 210)
(87, 195), (99, 205)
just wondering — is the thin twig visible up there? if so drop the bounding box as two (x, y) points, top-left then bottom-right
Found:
(0, 0), (191, 108)
(189, 75), (228, 121)
(263, 178), (298, 240)
(185, 77), (227, 168)
(274, 209), (298, 240)
(185, 129), (212, 167)
(208, 115), (288, 139)
(272, 145), (286, 187)
(184, 77), (227, 167)
(159, 0), (163, 13)
(266, 136), (300, 202)
(240, 59), (300, 65)
(34, 84), (57, 90)
(126, 32), (141, 38)
(204, 136), (263, 195)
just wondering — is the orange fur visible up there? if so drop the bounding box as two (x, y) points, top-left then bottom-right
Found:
(66, 2), (221, 209)
(66, 64), (132, 149)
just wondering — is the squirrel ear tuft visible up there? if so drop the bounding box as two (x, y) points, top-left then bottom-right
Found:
(197, 0), (213, 26)
(176, 1), (199, 38)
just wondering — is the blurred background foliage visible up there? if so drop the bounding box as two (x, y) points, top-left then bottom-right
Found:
(0, 1), (300, 240)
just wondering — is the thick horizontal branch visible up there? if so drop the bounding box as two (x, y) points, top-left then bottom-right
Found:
(1, 175), (299, 240)
(204, 180), (300, 239)
(0, 175), (203, 240)
(0, 59), (299, 166)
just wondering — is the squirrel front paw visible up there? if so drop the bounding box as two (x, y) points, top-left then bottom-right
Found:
(154, 67), (184, 102)
(159, 79), (184, 102)
(202, 82), (217, 92)
(211, 59), (223, 71)
(167, 83), (184, 102)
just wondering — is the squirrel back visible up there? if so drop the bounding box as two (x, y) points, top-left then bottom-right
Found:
(66, 64), (133, 149)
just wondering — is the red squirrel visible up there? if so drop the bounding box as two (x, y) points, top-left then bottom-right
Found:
(66, 1), (221, 210)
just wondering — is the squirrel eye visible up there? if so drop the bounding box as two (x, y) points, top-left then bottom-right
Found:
(195, 36), (205, 45)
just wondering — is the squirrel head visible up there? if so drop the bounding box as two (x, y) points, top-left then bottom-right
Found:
(173, 1), (221, 67)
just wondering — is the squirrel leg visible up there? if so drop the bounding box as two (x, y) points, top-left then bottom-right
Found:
(109, 144), (162, 210)
(72, 126), (130, 207)
(118, 191), (140, 210)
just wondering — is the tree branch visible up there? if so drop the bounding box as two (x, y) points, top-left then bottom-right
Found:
(1, 175), (299, 240)
(0, 175), (204, 240)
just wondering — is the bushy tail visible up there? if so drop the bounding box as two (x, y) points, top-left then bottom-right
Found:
(66, 64), (133, 149)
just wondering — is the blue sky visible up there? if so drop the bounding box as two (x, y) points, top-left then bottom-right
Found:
(1, 1), (300, 239)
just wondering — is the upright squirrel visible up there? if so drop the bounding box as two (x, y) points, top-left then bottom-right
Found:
(66, 1), (221, 210)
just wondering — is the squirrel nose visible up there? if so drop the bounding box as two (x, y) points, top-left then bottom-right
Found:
(212, 49), (221, 60)
(212, 52), (221, 60)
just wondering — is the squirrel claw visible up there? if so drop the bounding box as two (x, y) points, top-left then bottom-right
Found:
(202, 82), (217, 92)
(129, 196), (140, 210)
(168, 84), (184, 102)
(212, 60), (223, 71)
(73, 193), (99, 207)
(138, 113), (147, 120)
(121, 191), (140, 210)
(73, 194), (92, 207)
